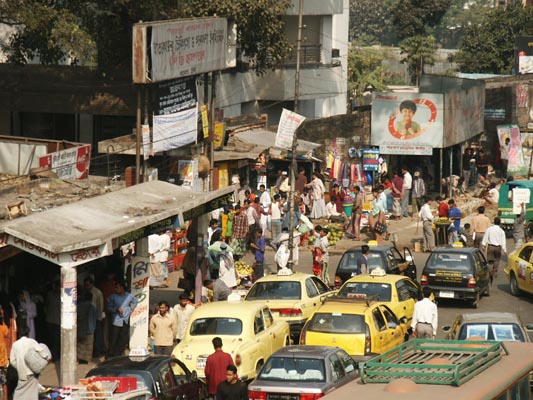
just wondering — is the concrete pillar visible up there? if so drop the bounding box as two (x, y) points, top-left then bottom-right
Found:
(60, 266), (77, 386)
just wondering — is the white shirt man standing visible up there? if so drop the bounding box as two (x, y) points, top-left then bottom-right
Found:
(401, 167), (412, 217)
(173, 294), (195, 344)
(481, 217), (507, 280)
(411, 286), (438, 339)
(418, 197), (435, 252)
(259, 184), (271, 233)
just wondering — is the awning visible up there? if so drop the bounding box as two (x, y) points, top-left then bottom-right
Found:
(0, 181), (236, 268)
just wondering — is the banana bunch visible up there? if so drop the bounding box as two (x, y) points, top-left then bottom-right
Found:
(435, 217), (450, 223)
(235, 261), (254, 276)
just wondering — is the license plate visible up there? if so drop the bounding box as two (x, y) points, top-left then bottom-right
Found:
(439, 291), (454, 298)
(196, 356), (207, 370)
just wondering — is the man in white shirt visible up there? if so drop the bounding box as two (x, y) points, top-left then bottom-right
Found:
(279, 172), (290, 194)
(418, 196), (435, 252)
(411, 287), (438, 339)
(401, 166), (412, 217)
(173, 294), (195, 344)
(481, 217), (507, 280)
(483, 182), (499, 205)
(326, 196), (345, 223)
(244, 199), (259, 228)
(258, 184), (271, 233)
(500, 137), (510, 178)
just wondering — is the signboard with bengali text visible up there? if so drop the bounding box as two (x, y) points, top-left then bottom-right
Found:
(38, 145), (91, 179)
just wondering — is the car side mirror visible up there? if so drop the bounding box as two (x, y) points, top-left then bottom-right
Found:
(191, 370), (198, 382)
(526, 324), (533, 331)
(442, 326), (451, 332)
(399, 317), (408, 325)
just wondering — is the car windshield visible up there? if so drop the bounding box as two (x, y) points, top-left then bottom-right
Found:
(458, 323), (526, 341)
(190, 318), (243, 335)
(337, 251), (384, 272)
(425, 252), (472, 272)
(337, 282), (391, 301)
(246, 281), (301, 300)
(259, 356), (326, 382)
(307, 312), (365, 334)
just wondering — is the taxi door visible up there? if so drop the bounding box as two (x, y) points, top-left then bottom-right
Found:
(371, 305), (404, 354)
(394, 279), (420, 323)
(514, 245), (533, 293)
(263, 307), (285, 351)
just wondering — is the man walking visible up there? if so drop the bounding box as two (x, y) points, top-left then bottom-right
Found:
(481, 217), (507, 280)
(500, 137), (510, 178)
(391, 171), (403, 220)
(411, 287), (438, 339)
(106, 281), (138, 358)
(356, 245), (369, 275)
(348, 185), (363, 240)
(205, 337), (234, 399)
(401, 166), (412, 217)
(419, 196), (435, 252)
(149, 301), (177, 355)
(216, 364), (248, 400)
(412, 171), (426, 216)
(470, 206), (492, 249)
(513, 203), (526, 250)
(447, 199), (462, 244)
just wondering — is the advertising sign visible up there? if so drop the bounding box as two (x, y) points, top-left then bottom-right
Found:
(516, 36), (533, 74)
(153, 107), (198, 152)
(362, 148), (380, 171)
(155, 77), (197, 115)
(275, 109), (306, 149)
(129, 257), (150, 350)
(371, 93), (444, 153)
(497, 124), (527, 176)
(38, 145), (91, 179)
(151, 18), (228, 82)
(213, 122), (226, 150)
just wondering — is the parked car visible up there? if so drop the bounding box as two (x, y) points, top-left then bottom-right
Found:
(299, 296), (408, 365)
(244, 271), (335, 342)
(334, 244), (416, 287)
(336, 268), (421, 327)
(172, 299), (290, 382)
(421, 246), (491, 307)
(442, 312), (532, 342)
(86, 353), (207, 400)
(505, 242), (533, 296)
(248, 345), (358, 399)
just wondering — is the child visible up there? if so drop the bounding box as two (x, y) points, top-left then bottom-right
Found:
(250, 229), (266, 281)
(312, 225), (323, 278)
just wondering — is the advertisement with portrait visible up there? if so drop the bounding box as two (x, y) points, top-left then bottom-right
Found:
(497, 124), (528, 176)
(371, 92), (443, 154)
(515, 36), (533, 75)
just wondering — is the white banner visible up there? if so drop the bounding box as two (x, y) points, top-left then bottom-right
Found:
(153, 106), (198, 152)
(151, 18), (228, 81)
(38, 145), (91, 179)
(275, 109), (306, 149)
(142, 125), (151, 160)
(380, 144), (433, 155)
(129, 257), (150, 350)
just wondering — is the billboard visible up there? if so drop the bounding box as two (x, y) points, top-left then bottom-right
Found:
(38, 145), (91, 179)
(443, 86), (485, 148)
(516, 36), (533, 74)
(371, 92), (444, 154)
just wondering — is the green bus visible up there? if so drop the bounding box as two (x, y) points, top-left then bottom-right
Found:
(498, 180), (533, 237)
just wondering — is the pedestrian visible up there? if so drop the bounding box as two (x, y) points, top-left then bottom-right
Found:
(149, 301), (177, 355)
(18, 291), (37, 340)
(312, 226), (324, 278)
(436, 196), (449, 218)
(470, 206), (492, 249)
(307, 172), (327, 219)
(216, 364), (247, 400)
(513, 203), (526, 250)
(356, 245), (369, 275)
(77, 288), (97, 364)
(447, 199), (462, 244)
(204, 337), (234, 399)
(44, 281), (60, 362)
(295, 169), (308, 194)
(369, 187), (387, 244)
(244, 199), (260, 232)
(207, 219), (220, 246)
(270, 194), (282, 240)
(106, 281), (138, 358)
(229, 205), (249, 261)
(483, 182), (499, 206)
(250, 228), (266, 282)
(204, 279), (232, 302)
(279, 171), (290, 194)
(411, 286), (438, 339)
(419, 196), (436, 252)
(173, 294), (195, 345)
(500, 137), (510, 178)
(318, 227), (330, 285)
(10, 325), (51, 399)
(84, 277), (105, 359)
(258, 184), (272, 234)
(391, 171), (403, 220)
(476, 149), (489, 182)
(326, 196), (345, 223)
(217, 243), (237, 289)
(348, 185), (363, 240)
(301, 187), (312, 215)
(462, 148), (474, 191)
(274, 170), (284, 191)
(400, 166), (412, 217)
(412, 171), (426, 216)
(481, 217), (507, 280)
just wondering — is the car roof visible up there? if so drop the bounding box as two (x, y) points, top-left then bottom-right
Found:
(429, 247), (478, 254)
(345, 245), (394, 253)
(343, 274), (407, 285)
(313, 300), (373, 314)
(87, 355), (171, 373)
(271, 345), (341, 358)
(505, 180), (533, 189)
(190, 299), (266, 318)
(252, 272), (316, 283)
(458, 312), (523, 324)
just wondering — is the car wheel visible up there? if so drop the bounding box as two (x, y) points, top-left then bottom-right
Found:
(255, 360), (264, 376)
(510, 273), (521, 296)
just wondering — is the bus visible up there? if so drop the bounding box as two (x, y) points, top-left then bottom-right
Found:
(323, 340), (533, 400)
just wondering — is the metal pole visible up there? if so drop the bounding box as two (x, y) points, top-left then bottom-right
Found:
(143, 85), (149, 180)
(209, 72), (217, 191)
(294, 0), (303, 112)
(449, 148), (453, 198)
(60, 266), (77, 386)
(288, 143), (297, 270)
(440, 148), (443, 194)
(135, 86), (142, 185)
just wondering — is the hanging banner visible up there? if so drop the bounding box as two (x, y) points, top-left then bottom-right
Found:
(497, 124), (527, 176)
(275, 108), (306, 149)
(153, 107), (198, 152)
(129, 257), (150, 350)
(155, 77), (197, 115)
(38, 145), (91, 179)
(142, 125), (150, 160)
(214, 122), (226, 150)
(201, 104), (209, 139)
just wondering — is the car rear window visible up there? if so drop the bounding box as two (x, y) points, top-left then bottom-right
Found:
(307, 312), (365, 334)
(425, 252), (472, 272)
(337, 251), (384, 272)
(337, 282), (391, 301)
(190, 318), (243, 335)
(259, 356), (326, 382)
(458, 323), (526, 341)
(246, 281), (301, 300)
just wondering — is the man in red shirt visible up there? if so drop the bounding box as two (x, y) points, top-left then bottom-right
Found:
(436, 196), (449, 218)
(204, 337), (234, 398)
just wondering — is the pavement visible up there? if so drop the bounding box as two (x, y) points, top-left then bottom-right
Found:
(39, 190), (490, 388)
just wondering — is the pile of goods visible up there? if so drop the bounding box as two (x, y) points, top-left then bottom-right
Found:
(235, 261), (254, 277)
(308, 224), (344, 247)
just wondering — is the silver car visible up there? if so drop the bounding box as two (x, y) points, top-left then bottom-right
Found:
(248, 346), (358, 399)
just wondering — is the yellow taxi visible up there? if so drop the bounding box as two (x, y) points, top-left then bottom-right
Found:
(505, 242), (533, 296)
(336, 269), (421, 327)
(171, 298), (290, 382)
(244, 271), (335, 342)
(299, 283), (408, 364)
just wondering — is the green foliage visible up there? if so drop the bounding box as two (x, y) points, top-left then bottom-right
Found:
(454, 3), (533, 74)
(349, 0), (398, 46)
(400, 35), (438, 85)
(348, 47), (389, 101)
(391, 0), (453, 40)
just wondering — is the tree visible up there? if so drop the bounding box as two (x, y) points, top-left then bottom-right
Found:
(0, 0), (291, 74)
(454, 3), (533, 74)
(391, 0), (453, 40)
(348, 47), (390, 106)
(400, 35), (438, 85)
(349, 0), (398, 46)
